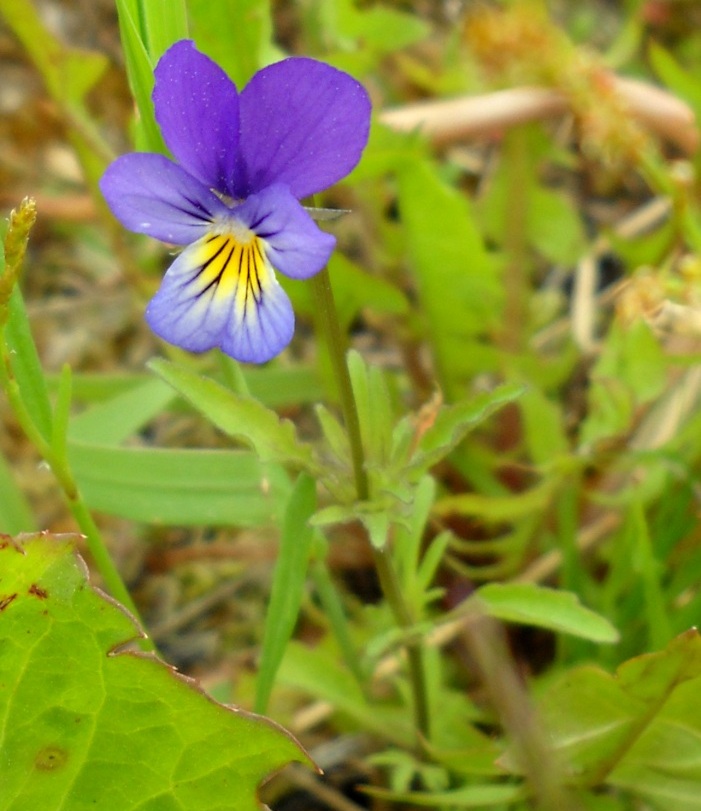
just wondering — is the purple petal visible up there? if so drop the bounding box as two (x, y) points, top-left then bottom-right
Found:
(234, 184), (335, 280)
(146, 231), (294, 363)
(153, 40), (240, 197)
(235, 58), (371, 199)
(100, 153), (230, 245)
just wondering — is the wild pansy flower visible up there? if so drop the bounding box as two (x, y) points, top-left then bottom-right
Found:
(100, 40), (371, 362)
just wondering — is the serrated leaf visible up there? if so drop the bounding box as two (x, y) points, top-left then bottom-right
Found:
(473, 583), (619, 643)
(149, 358), (319, 472)
(0, 533), (309, 810)
(539, 630), (701, 808)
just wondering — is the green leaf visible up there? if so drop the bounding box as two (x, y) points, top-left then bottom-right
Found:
(473, 583), (619, 643)
(0, 533), (309, 810)
(5, 286), (53, 442)
(149, 358), (319, 472)
(519, 387), (569, 465)
(435, 478), (556, 523)
(70, 443), (290, 527)
(398, 158), (503, 397)
(312, 0), (429, 55)
(649, 42), (701, 122)
(69, 378), (176, 445)
(189, 0), (274, 88)
(139, 0), (188, 60)
(540, 630), (701, 808)
(477, 126), (586, 267)
(408, 383), (525, 474)
(280, 640), (412, 746)
(363, 783), (526, 808)
(255, 473), (317, 714)
(59, 367), (324, 410)
(580, 320), (667, 448)
(0, 0), (108, 104)
(341, 3), (429, 52)
(115, 0), (167, 153)
(348, 349), (394, 467)
(0, 449), (35, 533)
(326, 252), (409, 331)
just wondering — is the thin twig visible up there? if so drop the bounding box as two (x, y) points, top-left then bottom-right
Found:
(380, 78), (698, 154)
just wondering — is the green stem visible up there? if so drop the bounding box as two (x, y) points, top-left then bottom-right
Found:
(310, 267), (431, 742)
(0, 347), (153, 651)
(372, 544), (431, 739)
(311, 267), (368, 500)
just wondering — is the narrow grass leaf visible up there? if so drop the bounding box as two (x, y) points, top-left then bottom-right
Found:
(255, 473), (317, 714)
(5, 286), (53, 441)
(188, 0), (273, 88)
(70, 442), (290, 526)
(69, 377), (176, 445)
(139, 0), (188, 60)
(115, 0), (166, 153)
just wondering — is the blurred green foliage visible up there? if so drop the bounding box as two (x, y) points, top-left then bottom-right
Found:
(2, 0), (701, 808)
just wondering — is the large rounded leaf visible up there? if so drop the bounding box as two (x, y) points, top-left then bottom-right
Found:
(0, 533), (309, 810)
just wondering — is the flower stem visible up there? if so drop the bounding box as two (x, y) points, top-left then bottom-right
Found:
(311, 267), (368, 501)
(0, 346), (153, 651)
(310, 267), (431, 742)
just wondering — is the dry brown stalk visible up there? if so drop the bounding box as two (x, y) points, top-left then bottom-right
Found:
(380, 77), (699, 155)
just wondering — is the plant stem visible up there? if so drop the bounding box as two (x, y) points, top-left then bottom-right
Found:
(310, 267), (431, 742)
(311, 267), (368, 501)
(0, 347), (153, 651)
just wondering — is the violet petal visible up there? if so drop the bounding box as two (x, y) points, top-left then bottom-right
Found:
(100, 153), (230, 244)
(153, 40), (240, 197)
(235, 58), (371, 199)
(234, 184), (335, 280)
(146, 231), (294, 363)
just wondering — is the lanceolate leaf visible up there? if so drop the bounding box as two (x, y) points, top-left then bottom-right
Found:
(404, 382), (525, 475)
(0, 534), (309, 810)
(398, 157), (503, 398)
(149, 358), (319, 472)
(473, 583), (619, 643)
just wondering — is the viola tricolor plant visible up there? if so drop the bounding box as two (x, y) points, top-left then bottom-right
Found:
(100, 40), (371, 362)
